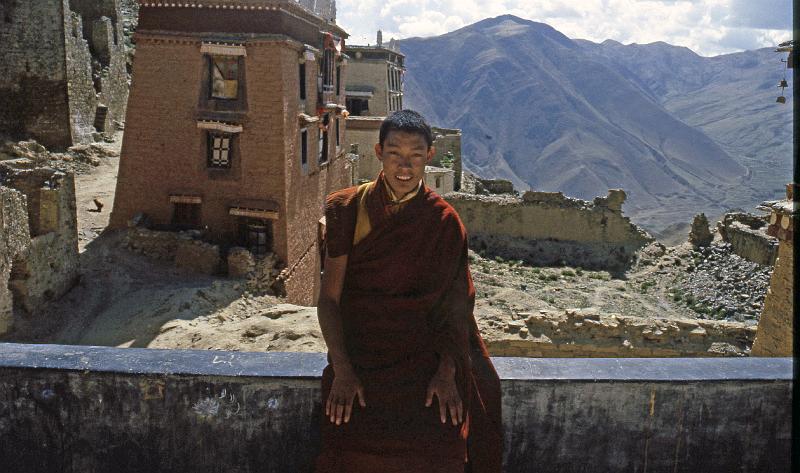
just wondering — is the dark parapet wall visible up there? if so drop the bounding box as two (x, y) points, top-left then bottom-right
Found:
(0, 344), (791, 473)
(0, 0), (72, 148)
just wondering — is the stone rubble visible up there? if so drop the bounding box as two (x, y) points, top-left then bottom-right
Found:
(0, 139), (118, 175)
(675, 242), (772, 322)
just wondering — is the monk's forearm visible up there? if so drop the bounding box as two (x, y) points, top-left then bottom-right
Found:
(317, 297), (352, 371)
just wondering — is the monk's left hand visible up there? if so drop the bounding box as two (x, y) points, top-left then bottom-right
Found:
(425, 369), (463, 425)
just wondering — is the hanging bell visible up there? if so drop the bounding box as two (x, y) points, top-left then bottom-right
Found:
(776, 96), (786, 104)
(779, 79), (788, 88)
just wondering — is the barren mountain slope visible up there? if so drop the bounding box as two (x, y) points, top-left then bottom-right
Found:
(401, 15), (763, 233)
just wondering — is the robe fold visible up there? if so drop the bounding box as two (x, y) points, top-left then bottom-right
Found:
(315, 172), (503, 473)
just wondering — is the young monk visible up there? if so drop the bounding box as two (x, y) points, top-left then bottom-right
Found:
(314, 110), (502, 473)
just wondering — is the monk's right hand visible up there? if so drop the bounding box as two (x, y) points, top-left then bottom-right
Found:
(326, 364), (366, 425)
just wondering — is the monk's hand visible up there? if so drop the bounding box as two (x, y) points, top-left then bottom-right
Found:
(327, 363), (366, 426)
(425, 363), (463, 426)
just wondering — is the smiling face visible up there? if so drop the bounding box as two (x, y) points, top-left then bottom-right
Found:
(375, 130), (435, 198)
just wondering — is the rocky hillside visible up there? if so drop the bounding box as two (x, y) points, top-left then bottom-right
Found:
(400, 15), (790, 233)
(580, 40), (793, 206)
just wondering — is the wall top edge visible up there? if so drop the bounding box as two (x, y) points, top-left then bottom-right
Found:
(0, 343), (792, 381)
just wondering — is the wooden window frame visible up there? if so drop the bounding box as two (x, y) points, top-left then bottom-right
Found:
(207, 131), (234, 169)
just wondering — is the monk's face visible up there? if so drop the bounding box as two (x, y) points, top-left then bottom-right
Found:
(375, 130), (434, 197)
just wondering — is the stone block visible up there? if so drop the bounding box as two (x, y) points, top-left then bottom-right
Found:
(228, 247), (255, 278)
(175, 240), (220, 275)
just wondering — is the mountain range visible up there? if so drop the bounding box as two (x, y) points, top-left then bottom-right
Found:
(399, 15), (792, 234)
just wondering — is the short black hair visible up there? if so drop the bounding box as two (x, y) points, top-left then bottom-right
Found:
(378, 109), (433, 148)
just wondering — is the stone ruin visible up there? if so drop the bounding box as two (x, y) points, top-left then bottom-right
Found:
(125, 220), (285, 296)
(486, 307), (755, 358)
(716, 212), (778, 266)
(0, 0), (130, 149)
(445, 188), (653, 272)
(0, 166), (79, 335)
(688, 213), (713, 248)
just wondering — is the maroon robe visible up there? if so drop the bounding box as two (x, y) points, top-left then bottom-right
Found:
(315, 173), (502, 473)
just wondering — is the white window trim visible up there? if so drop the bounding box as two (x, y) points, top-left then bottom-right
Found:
(197, 120), (243, 134)
(201, 43), (246, 57)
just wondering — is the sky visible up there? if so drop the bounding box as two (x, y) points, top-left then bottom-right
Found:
(337, 0), (792, 57)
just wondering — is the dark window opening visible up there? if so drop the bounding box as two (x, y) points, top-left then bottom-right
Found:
(319, 114), (329, 164)
(346, 97), (369, 116)
(301, 128), (308, 167)
(322, 49), (334, 93)
(172, 203), (201, 228)
(239, 219), (273, 256)
(336, 119), (340, 147)
(299, 62), (306, 101)
(207, 132), (233, 168)
(435, 176), (442, 188)
(336, 65), (341, 96)
(210, 56), (239, 100)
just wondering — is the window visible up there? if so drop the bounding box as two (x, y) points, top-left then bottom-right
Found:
(322, 49), (334, 93)
(435, 176), (442, 188)
(238, 219), (273, 256)
(301, 128), (308, 168)
(336, 65), (342, 96)
(346, 97), (369, 116)
(336, 118), (340, 148)
(207, 132), (233, 168)
(246, 222), (271, 255)
(172, 203), (201, 227)
(319, 114), (329, 164)
(299, 63), (306, 101)
(210, 56), (239, 100)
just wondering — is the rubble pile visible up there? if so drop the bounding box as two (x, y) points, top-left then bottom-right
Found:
(675, 242), (772, 322)
(0, 140), (118, 175)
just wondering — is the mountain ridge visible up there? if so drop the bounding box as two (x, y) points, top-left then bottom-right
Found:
(399, 15), (790, 232)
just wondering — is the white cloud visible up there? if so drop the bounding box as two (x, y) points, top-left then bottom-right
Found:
(337, 0), (793, 56)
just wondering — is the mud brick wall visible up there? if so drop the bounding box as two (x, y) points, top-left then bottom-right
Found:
(446, 189), (653, 271)
(485, 307), (756, 358)
(751, 240), (794, 356)
(717, 213), (778, 266)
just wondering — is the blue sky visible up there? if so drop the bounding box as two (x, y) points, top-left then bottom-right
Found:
(337, 0), (792, 57)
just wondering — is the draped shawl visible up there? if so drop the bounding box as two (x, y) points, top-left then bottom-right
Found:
(315, 173), (502, 473)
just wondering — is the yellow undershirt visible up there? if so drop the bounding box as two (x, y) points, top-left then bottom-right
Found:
(352, 179), (423, 246)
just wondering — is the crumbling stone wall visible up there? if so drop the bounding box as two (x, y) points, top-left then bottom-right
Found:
(0, 0), (129, 148)
(68, 0), (130, 135)
(485, 308), (756, 357)
(126, 228), (221, 275)
(717, 212), (778, 266)
(430, 127), (462, 190)
(0, 167), (78, 321)
(447, 189), (652, 271)
(0, 187), (31, 334)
